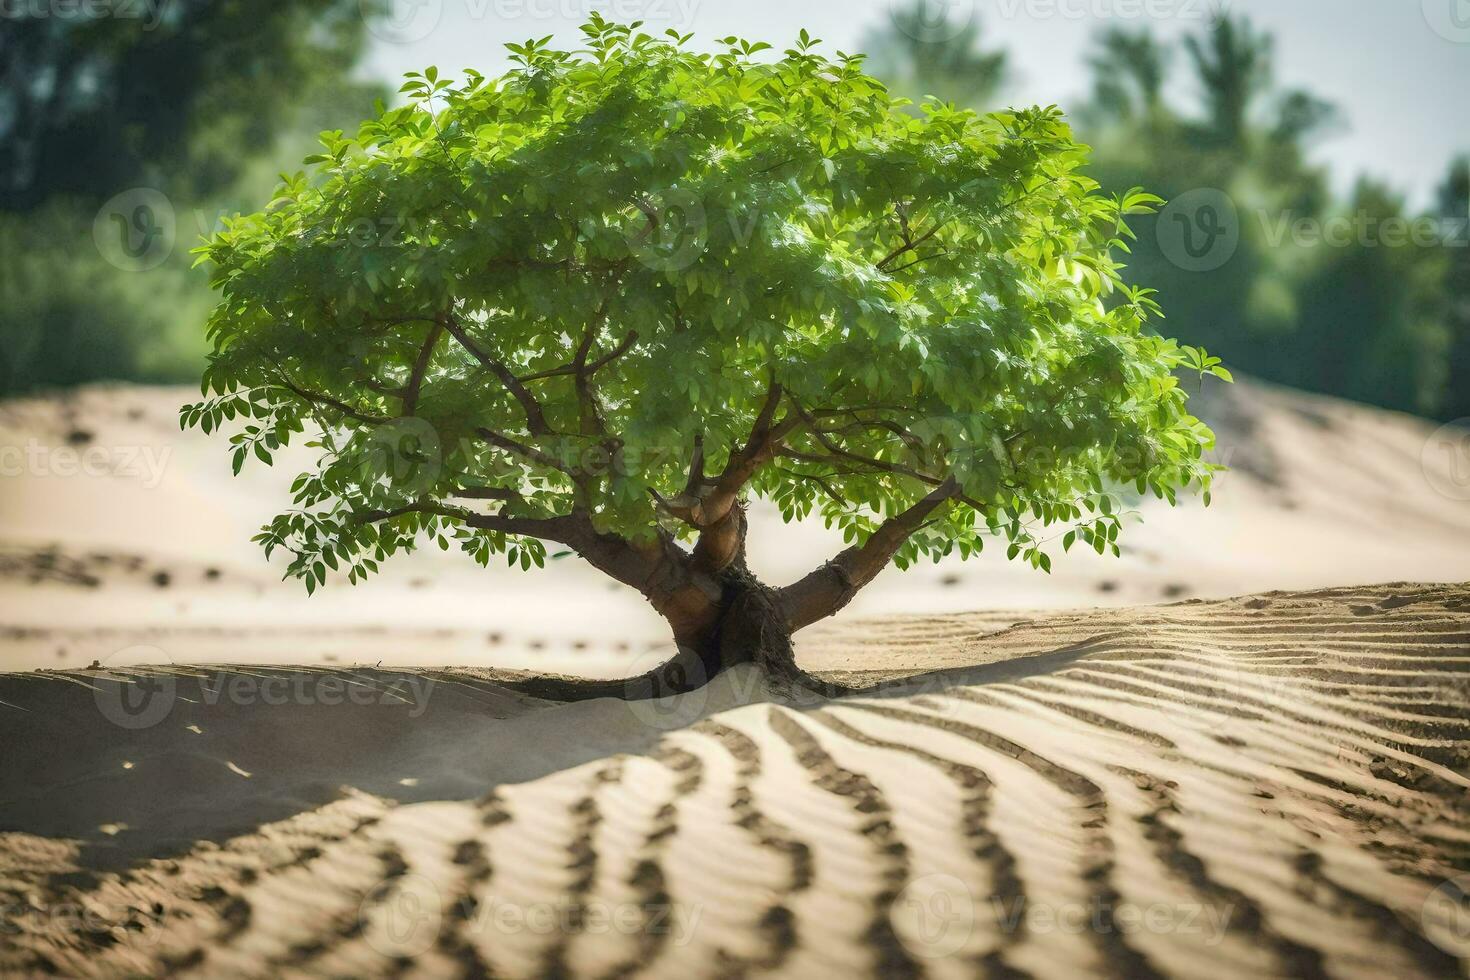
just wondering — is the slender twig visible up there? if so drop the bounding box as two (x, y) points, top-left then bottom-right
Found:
(441, 312), (553, 436)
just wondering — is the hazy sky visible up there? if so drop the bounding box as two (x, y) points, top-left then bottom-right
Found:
(365, 0), (1470, 208)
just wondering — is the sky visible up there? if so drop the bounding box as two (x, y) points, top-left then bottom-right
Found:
(364, 0), (1470, 208)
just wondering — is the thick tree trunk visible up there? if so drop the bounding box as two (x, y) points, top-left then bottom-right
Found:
(674, 556), (850, 699)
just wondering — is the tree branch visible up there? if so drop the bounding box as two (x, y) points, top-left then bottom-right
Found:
(351, 501), (578, 542)
(518, 330), (638, 383)
(779, 476), (960, 631)
(271, 369), (388, 426)
(450, 486), (522, 502)
(474, 427), (576, 477)
(572, 294), (616, 438)
(442, 312), (553, 436)
(876, 223), (942, 271)
(402, 319), (444, 416)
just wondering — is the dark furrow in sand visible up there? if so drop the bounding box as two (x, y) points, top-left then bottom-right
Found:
(690, 719), (814, 975)
(803, 708), (1031, 980)
(767, 707), (923, 980)
(1293, 849), (1463, 976)
(1111, 765), (1330, 980)
(539, 759), (622, 978)
(595, 744), (703, 980)
(849, 702), (1167, 980)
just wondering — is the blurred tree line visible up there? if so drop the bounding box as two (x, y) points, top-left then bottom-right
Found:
(0, 0), (385, 395)
(868, 7), (1470, 421)
(3, 4), (1466, 422)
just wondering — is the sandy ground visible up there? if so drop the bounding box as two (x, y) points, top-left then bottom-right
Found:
(1, 583), (1468, 977)
(1, 381), (1469, 977)
(0, 378), (1467, 675)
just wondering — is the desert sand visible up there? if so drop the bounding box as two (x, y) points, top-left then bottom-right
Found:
(0, 377), (1468, 675)
(2, 584), (1469, 977)
(1, 380), (1469, 977)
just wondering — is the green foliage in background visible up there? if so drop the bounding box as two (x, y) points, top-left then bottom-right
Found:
(1075, 19), (1452, 417)
(0, 0), (384, 395)
(873, 5), (1470, 420)
(185, 19), (1224, 596)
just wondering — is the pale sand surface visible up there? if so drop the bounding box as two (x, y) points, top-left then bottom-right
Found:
(1, 583), (1467, 977)
(0, 378), (1467, 675)
(1, 381), (1469, 976)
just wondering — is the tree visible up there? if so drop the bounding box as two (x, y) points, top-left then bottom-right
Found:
(0, 0), (384, 396)
(859, 1), (1009, 111)
(1081, 28), (1171, 130)
(184, 19), (1226, 697)
(0, 0), (378, 211)
(1437, 159), (1470, 422)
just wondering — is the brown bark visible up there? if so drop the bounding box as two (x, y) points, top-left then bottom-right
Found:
(778, 476), (959, 632)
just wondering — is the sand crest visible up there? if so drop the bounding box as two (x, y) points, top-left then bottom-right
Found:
(2, 583), (1467, 978)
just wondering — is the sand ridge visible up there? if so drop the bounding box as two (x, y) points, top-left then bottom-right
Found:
(2, 583), (1468, 978)
(3, 378), (1470, 676)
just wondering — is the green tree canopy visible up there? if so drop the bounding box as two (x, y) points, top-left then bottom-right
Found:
(186, 18), (1224, 691)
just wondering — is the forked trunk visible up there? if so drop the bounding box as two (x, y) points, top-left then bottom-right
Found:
(673, 564), (849, 699)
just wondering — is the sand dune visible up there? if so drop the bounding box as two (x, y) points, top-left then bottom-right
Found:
(1, 379), (1468, 675)
(3, 583), (1468, 978)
